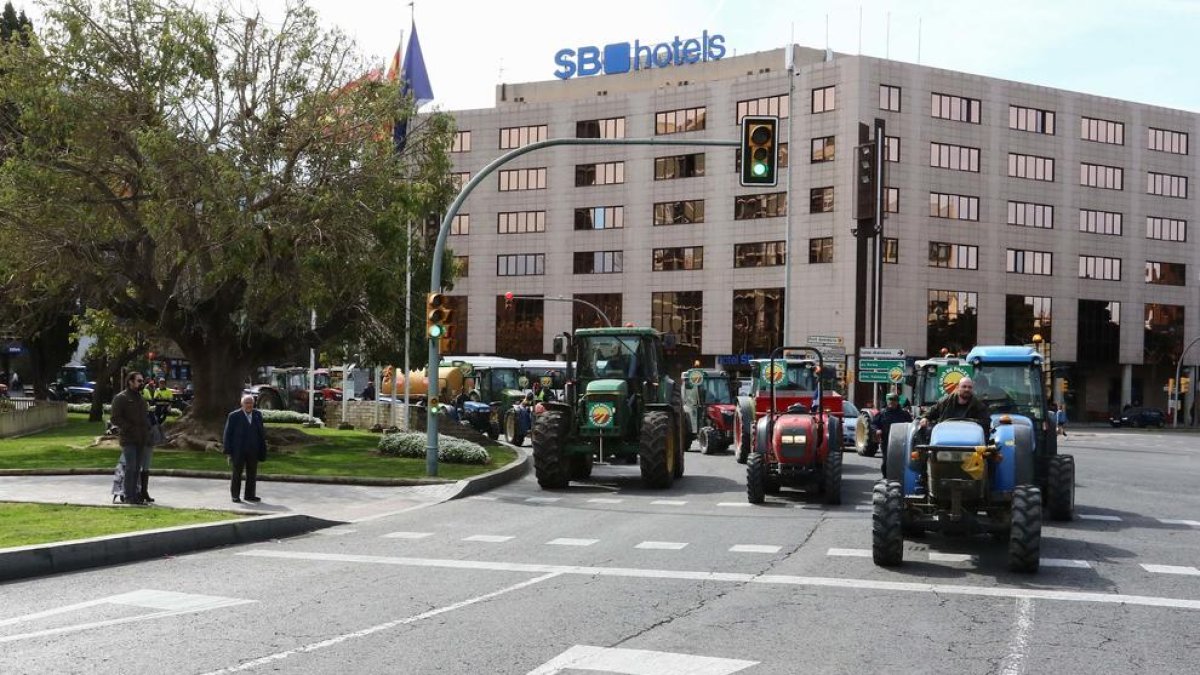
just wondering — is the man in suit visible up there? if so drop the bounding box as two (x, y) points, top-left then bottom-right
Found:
(223, 394), (268, 503)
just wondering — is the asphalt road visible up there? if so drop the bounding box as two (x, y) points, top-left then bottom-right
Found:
(3, 428), (1199, 674)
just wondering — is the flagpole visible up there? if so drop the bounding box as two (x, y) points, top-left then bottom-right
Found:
(403, 218), (411, 430)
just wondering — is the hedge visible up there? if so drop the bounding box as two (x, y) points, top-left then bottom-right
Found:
(378, 431), (490, 464)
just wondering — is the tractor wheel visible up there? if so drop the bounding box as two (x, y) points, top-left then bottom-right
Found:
(872, 479), (904, 566)
(639, 411), (675, 489)
(505, 411), (525, 447)
(257, 390), (282, 411)
(531, 410), (570, 489)
(1008, 485), (1042, 573)
(822, 440), (844, 505)
(569, 452), (594, 481)
(734, 397), (755, 464)
(1046, 455), (1075, 521)
(856, 412), (878, 457)
(698, 428), (712, 454)
(746, 452), (766, 504)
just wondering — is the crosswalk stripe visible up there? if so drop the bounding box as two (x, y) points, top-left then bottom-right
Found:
(1141, 564), (1200, 576)
(463, 535), (514, 543)
(636, 541), (689, 550)
(586, 498), (624, 504)
(717, 502), (753, 508)
(854, 505), (874, 511)
(526, 497), (562, 504)
(547, 538), (598, 547)
(1158, 519), (1200, 527)
(730, 545), (781, 554)
(1079, 514), (1122, 522)
(382, 532), (434, 539)
(1041, 559), (1092, 569)
(928, 552), (974, 563)
(650, 500), (687, 506)
(827, 548), (872, 558)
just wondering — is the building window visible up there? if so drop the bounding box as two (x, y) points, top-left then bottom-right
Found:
(574, 250), (623, 274)
(1147, 172), (1188, 198)
(449, 214), (469, 236)
(929, 242), (978, 270)
(1080, 163), (1123, 190)
(734, 241), (786, 268)
(575, 161), (624, 186)
(1008, 152), (1054, 181)
(1077, 300), (1120, 364)
(1008, 105), (1055, 134)
(931, 142), (980, 172)
(809, 187), (834, 213)
(577, 117), (625, 139)
(573, 293), (621, 330)
(811, 136), (835, 162)
(1007, 201), (1053, 229)
(653, 200), (704, 225)
(1080, 117), (1124, 145)
(1146, 261), (1186, 286)
(654, 153), (706, 180)
(496, 296), (543, 359)
(1006, 249), (1053, 276)
(497, 211), (546, 234)
(655, 106), (707, 135)
(1145, 303), (1185, 367)
(929, 192), (979, 221)
(498, 124), (547, 149)
(1080, 209), (1123, 236)
(498, 167), (547, 191)
(732, 288), (784, 355)
(884, 136), (901, 163)
(931, 92), (981, 124)
(734, 192), (787, 220)
(735, 143), (788, 171)
(440, 296), (468, 354)
(1079, 255), (1121, 281)
(1148, 127), (1188, 155)
(928, 290), (978, 356)
(496, 253), (545, 277)
(1147, 216), (1187, 242)
(879, 84), (901, 112)
(652, 291), (702, 358)
(574, 206), (624, 231)
(883, 238), (898, 264)
(1005, 295), (1052, 346)
(808, 237), (833, 264)
(653, 246), (704, 271)
(884, 187), (899, 213)
(451, 172), (470, 191)
(811, 85), (836, 113)
(735, 94), (789, 123)
(452, 256), (469, 278)
(451, 131), (471, 153)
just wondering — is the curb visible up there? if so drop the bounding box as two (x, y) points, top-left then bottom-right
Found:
(453, 444), (531, 499)
(0, 512), (340, 584)
(0, 468), (455, 487)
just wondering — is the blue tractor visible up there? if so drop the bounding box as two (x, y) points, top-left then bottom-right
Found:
(872, 346), (1075, 573)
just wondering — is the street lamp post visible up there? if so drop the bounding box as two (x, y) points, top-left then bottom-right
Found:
(1171, 336), (1200, 428)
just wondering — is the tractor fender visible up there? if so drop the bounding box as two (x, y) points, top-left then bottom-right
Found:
(754, 415), (773, 458)
(543, 401), (573, 415)
(991, 421), (1035, 491)
(885, 422), (921, 495)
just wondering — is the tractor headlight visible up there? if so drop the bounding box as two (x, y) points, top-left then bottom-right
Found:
(935, 450), (974, 462)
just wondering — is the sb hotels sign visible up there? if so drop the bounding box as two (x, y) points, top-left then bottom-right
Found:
(554, 30), (727, 80)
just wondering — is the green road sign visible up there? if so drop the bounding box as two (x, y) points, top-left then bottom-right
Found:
(858, 358), (906, 384)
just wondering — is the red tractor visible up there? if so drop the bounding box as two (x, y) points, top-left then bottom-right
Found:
(681, 368), (737, 454)
(734, 347), (844, 505)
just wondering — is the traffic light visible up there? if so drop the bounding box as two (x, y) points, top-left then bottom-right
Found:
(426, 293), (450, 340)
(739, 116), (779, 187)
(855, 142), (877, 220)
(504, 291), (515, 311)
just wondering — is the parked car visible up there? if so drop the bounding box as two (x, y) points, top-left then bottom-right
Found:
(1110, 407), (1166, 428)
(841, 401), (859, 447)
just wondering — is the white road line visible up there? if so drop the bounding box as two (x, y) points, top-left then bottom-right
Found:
(526, 497), (562, 504)
(200, 572), (561, 674)
(730, 545), (781, 554)
(717, 502), (753, 508)
(1158, 519), (1200, 527)
(1142, 564), (1200, 576)
(1041, 559), (1092, 569)
(237, 550), (1200, 611)
(635, 541), (689, 550)
(463, 535), (514, 543)
(929, 553), (975, 563)
(827, 548), (872, 558)
(468, 495), (499, 501)
(381, 531), (434, 540)
(526, 645), (758, 675)
(313, 529), (358, 537)
(1079, 514), (1122, 522)
(997, 597), (1035, 675)
(587, 498), (624, 504)
(547, 538), (599, 547)
(650, 500), (688, 506)
(854, 505), (874, 511)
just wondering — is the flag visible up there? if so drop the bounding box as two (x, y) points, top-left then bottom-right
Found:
(393, 22), (434, 153)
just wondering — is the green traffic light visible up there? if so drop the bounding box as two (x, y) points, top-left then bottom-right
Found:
(752, 163), (767, 177)
(429, 324), (445, 338)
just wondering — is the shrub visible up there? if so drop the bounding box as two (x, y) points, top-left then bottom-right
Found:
(378, 431), (490, 465)
(259, 410), (324, 426)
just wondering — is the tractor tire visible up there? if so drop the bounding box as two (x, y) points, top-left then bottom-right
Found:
(531, 410), (570, 489)
(639, 411), (675, 489)
(569, 452), (594, 481)
(822, 440), (844, 505)
(734, 397), (755, 464)
(1008, 485), (1042, 573)
(257, 390), (282, 411)
(746, 452), (766, 504)
(872, 479), (904, 566)
(1046, 455), (1075, 521)
(856, 412), (878, 457)
(505, 411), (525, 447)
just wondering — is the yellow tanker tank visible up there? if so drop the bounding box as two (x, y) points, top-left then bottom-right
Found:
(380, 366), (466, 403)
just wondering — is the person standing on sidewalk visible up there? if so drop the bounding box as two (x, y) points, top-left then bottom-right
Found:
(111, 372), (151, 505)
(223, 394), (267, 503)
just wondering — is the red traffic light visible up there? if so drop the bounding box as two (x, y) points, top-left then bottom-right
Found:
(504, 291), (514, 301)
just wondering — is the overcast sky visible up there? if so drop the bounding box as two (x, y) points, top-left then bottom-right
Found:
(20, 0), (1200, 113)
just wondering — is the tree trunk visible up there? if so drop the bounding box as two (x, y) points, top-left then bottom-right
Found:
(181, 340), (254, 437)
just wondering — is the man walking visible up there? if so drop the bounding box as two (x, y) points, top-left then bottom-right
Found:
(872, 393), (913, 477)
(111, 372), (151, 505)
(223, 394), (268, 503)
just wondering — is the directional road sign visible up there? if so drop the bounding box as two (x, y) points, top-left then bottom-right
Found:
(858, 358), (906, 384)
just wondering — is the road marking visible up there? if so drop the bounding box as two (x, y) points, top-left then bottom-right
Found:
(717, 502), (752, 508)
(200, 573), (560, 674)
(827, 548), (872, 558)
(468, 495), (499, 501)
(1158, 519), (1200, 527)
(463, 535), (514, 543)
(854, 505), (874, 511)
(651, 500), (688, 506)
(0, 590), (253, 644)
(636, 541), (689, 550)
(997, 597), (1035, 675)
(314, 529), (358, 537)
(730, 545), (781, 554)
(1079, 514), (1122, 522)
(237, 549), (1200, 611)
(526, 645), (757, 675)
(929, 552), (975, 563)
(1142, 564), (1200, 576)
(526, 497), (562, 504)
(1041, 559), (1092, 569)
(587, 498), (624, 504)
(381, 531), (434, 540)
(547, 538), (599, 547)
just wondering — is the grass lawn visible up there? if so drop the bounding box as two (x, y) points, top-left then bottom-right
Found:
(0, 414), (518, 480)
(0, 502), (241, 549)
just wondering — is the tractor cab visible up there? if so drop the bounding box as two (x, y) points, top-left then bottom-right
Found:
(681, 369), (736, 454)
(912, 357), (974, 417)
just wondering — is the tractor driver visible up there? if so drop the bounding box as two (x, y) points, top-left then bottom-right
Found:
(919, 377), (992, 433)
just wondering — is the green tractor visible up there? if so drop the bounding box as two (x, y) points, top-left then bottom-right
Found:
(455, 359), (526, 441)
(532, 327), (684, 489)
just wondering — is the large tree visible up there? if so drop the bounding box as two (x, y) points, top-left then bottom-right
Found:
(0, 0), (455, 435)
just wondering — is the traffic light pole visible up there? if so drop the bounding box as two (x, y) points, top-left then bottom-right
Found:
(871, 118), (886, 408)
(425, 137), (739, 476)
